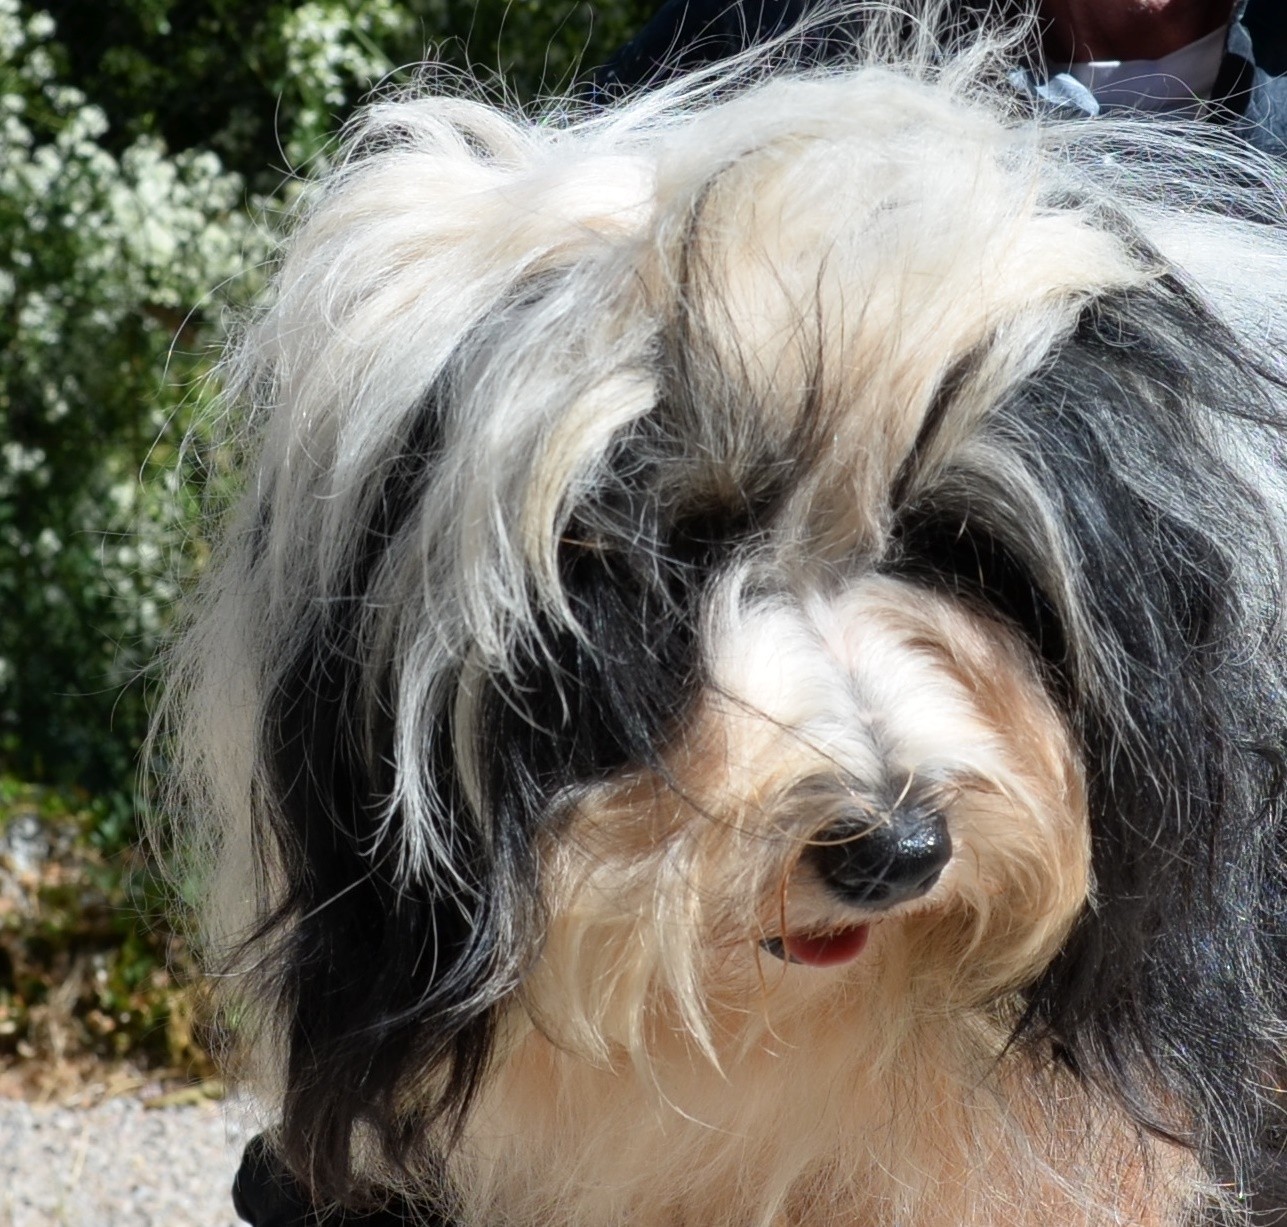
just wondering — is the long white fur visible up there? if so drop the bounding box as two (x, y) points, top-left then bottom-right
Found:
(157, 12), (1287, 1226)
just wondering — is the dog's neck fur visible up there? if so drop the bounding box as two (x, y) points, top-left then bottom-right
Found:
(458, 1012), (1195, 1227)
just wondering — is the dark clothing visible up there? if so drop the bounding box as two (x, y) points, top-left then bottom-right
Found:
(1224, 5), (1287, 155)
(595, 0), (1287, 156)
(232, 1135), (444, 1226)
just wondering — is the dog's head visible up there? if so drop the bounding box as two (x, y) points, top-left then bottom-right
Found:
(162, 31), (1287, 1217)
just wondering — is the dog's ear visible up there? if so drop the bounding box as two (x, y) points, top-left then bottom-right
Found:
(187, 93), (668, 1202)
(249, 402), (769, 1200)
(984, 273), (1287, 1176)
(245, 384), (510, 1201)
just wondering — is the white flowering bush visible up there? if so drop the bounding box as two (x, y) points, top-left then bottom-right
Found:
(0, 0), (269, 789)
(277, 0), (417, 164)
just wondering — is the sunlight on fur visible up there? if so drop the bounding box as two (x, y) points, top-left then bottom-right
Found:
(154, 5), (1287, 1224)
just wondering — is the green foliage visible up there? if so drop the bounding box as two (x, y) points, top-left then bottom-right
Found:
(0, 777), (208, 1071)
(0, 0), (266, 795)
(34, 0), (656, 184)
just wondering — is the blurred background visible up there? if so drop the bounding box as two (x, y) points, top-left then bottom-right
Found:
(0, 0), (653, 1099)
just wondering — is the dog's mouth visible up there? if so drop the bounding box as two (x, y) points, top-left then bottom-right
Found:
(760, 924), (870, 967)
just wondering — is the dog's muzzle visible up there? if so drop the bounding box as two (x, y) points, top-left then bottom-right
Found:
(758, 782), (953, 968)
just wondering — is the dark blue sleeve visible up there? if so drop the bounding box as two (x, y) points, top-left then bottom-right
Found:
(1243, 65), (1287, 154)
(593, 0), (858, 93)
(1219, 11), (1287, 156)
(1242, 0), (1287, 77)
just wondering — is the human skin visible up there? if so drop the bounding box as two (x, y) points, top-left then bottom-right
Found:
(1041, 0), (1236, 61)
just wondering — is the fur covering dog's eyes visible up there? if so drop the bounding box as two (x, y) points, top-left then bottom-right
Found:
(154, 10), (1287, 1225)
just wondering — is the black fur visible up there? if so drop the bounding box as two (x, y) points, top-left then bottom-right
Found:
(899, 276), (1287, 1180)
(251, 375), (787, 1195)
(246, 248), (1287, 1208)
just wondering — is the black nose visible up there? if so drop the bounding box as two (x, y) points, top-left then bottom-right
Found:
(807, 798), (952, 910)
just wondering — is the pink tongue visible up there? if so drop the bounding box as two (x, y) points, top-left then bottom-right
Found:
(783, 925), (870, 967)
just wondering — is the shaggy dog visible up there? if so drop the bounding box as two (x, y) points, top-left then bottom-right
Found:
(160, 14), (1287, 1226)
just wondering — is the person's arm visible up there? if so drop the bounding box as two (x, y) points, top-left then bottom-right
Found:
(594, 0), (835, 92)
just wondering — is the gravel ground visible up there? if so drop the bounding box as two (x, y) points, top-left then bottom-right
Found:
(0, 1093), (251, 1226)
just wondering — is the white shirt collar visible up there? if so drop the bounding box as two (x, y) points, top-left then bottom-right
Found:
(1065, 23), (1229, 113)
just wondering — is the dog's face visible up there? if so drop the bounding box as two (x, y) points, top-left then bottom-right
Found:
(471, 106), (1102, 1082)
(168, 44), (1287, 1225)
(527, 559), (1089, 1047)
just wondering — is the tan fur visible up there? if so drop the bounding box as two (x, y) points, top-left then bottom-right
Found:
(441, 581), (1195, 1225)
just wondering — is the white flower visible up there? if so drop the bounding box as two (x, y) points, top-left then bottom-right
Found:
(2, 442), (47, 474)
(24, 47), (54, 83)
(26, 11), (55, 40)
